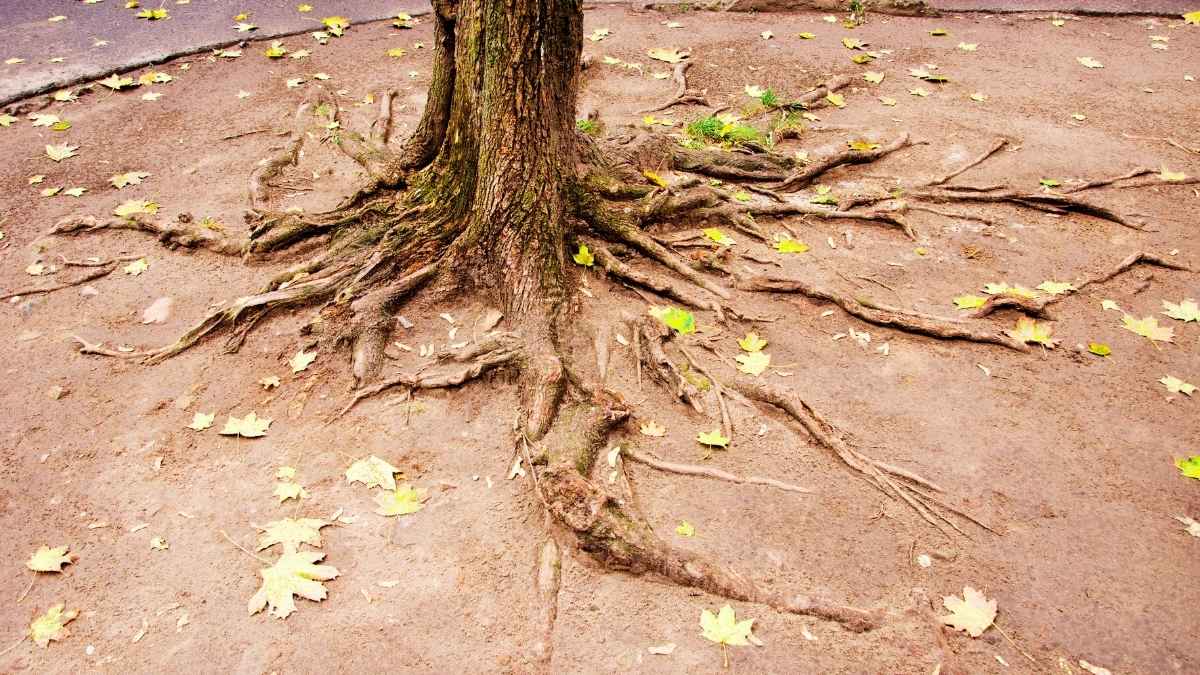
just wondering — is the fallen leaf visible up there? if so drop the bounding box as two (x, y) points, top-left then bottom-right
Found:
(187, 412), (215, 431)
(150, 537), (169, 550)
(648, 306), (696, 335)
(675, 521), (695, 537)
(648, 642), (677, 655)
(247, 550), (339, 619)
(587, 28), (610, 41)
(289, 349), (317, 373)
(957, 42), (978, 51)
(646, 48), (688, 64)
(136, 7), (169, 19)
(219, 412), (272, 438)
(122, 258), (150, 275)
(1077, 56), (1104, 69)
(1160, 375), (1196, 396)
(639, 421), (666, 437)
(274, 482), (307, 503)
(374, 484), (428, 516)
(825, 92), (846, 108)
(260, 376), (281, 390)
(27, 545), (73, 573)
(256, 518), (330, 552)
(1122, 315), (1174, 343)
(345, 455), (400, 491)
(1078, 660), (1114, 675)
(1178, 456), (1200, 479)
(30, 604), (78, 647)
(1160, 167), (1188, 182)
(1101, 299), (1121, 312)
(1036, 280), (1075, 295)
(114, 200), (158, 218)
(697, 429), (730, 448)
(940, 586), (997, 637)
(141, 296), (173, 324)
(45, 144), (78, 162)
(954, 295), (987, 310)
(1087, 342), (1111, 357)
(863, 71), (884, 84)
(1006, 317), (1058, 348)
(774, 237), (809, 254)
(1162, 298), (1200, 322)
(700, 604), (757, 647)
(702, 228), (734, 246)
(910, 88), (929, 97)
(879, 96), (897, 106)
(1174, 515), (1200, 537)
(736, 351), (771, 376)
(738, 332), (767, 352)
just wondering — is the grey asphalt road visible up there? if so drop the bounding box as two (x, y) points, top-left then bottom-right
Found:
(1, 0), (1192, 106)
(0, 0), (432, 106)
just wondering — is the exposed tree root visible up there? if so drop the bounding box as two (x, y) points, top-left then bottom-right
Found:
(971, 251), (1191, 319)
(0, 254), (141, 301)
(736, 272), (1028, 352)
(48, 214), (245, 256)
(639, 61), (711, 114)
(923, 137), (1008, 187)
(774, 133), (913, 192)
(530, 534), (562, 668)
(591, 244), (725, 320)
(622, 447), (811, 494)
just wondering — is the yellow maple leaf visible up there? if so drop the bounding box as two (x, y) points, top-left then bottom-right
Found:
(1006, 317), (1058, 348)
(186, 412), (214, 431)
(646, 48), (689, 64)
(256, 518), (330, 552)
(940, 586), (997, 637)
(122, 258), (149, 275)
(247, 551), (339, 619)
(27, 545), (73, 572)
(735, 350), (771, 375)
(374, 484), (428, 516)
(1122, 315), (1174, 343)
(274, 482), (307, 503)
(219, 411), (272, 437)
(30, 603), (79, 647)
(1183, 10), (1200, 25)
(738, 332), (767, 352)
(639, 421), (666, 437)
(345, 455), (400, 490)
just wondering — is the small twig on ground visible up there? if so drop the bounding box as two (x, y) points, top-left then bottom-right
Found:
(218, 529), (271, 565)
(993, 622), (1039, 667)
(623, 447), (811, 494)
(679, 346), (733, 440)
(15, 575), (35, 603)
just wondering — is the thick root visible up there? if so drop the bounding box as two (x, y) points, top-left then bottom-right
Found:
(49, 214), (245, 256)
(774, 133), (913, 192)
(639, 62), (711, 114)
(736, 272), (1028, 351)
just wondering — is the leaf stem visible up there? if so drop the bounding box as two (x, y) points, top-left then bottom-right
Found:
(218, 529), (271, 564)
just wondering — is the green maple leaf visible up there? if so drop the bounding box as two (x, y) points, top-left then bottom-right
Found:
(1006, 317), (1058, 348)
(735, 351), (771, 376)
(700, 604), (757, 647)
(1162, 299), (1200, 323)
(1122, 315), (1174, 343)
(737, 332), (767, 352)
(247, 551), (339, 619)
(649, 307), (696, 335)
(1175, 456), (1200, 480)
(697, 429), (730, 448)
(374, 484), (428, 516)
(256, 518), (330, 552)
(1087, 343), (1111, 357)
(345, 455), (400, 490)
(572, 243), (594, 267)
(219, 412), (272, 438)
(703, 228), (735, 246)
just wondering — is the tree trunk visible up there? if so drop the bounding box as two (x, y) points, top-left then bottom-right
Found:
(408, 0), (583, 318)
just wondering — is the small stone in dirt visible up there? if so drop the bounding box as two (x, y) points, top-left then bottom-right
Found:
(916, 553), (932, 568)
(647, 642), (676, 655)
(47, 385), (67, 400)
(80, 285), (99, 297)
(142, 297), (173, 324)
(397, 315), (414, 329)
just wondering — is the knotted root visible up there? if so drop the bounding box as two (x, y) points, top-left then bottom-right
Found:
(49, 213), (245, 256)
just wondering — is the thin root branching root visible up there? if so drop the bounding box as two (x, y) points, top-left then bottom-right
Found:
(639, 62), (711, 113)
(970, 251), (1192, 319)
(0, 254), (143, 301)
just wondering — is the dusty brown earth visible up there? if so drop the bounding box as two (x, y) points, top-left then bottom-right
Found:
(2, 6), (1199, 675)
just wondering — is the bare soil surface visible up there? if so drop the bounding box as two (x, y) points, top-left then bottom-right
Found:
(1, 7), (1198, 674)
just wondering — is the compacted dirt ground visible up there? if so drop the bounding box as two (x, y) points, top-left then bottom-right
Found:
(1, 5), (1198, 674)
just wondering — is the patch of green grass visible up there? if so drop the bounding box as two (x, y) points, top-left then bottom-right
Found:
(759, 88), (779, 109)
(576, 118), (600, 135)
(685, 115), (765, 148)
